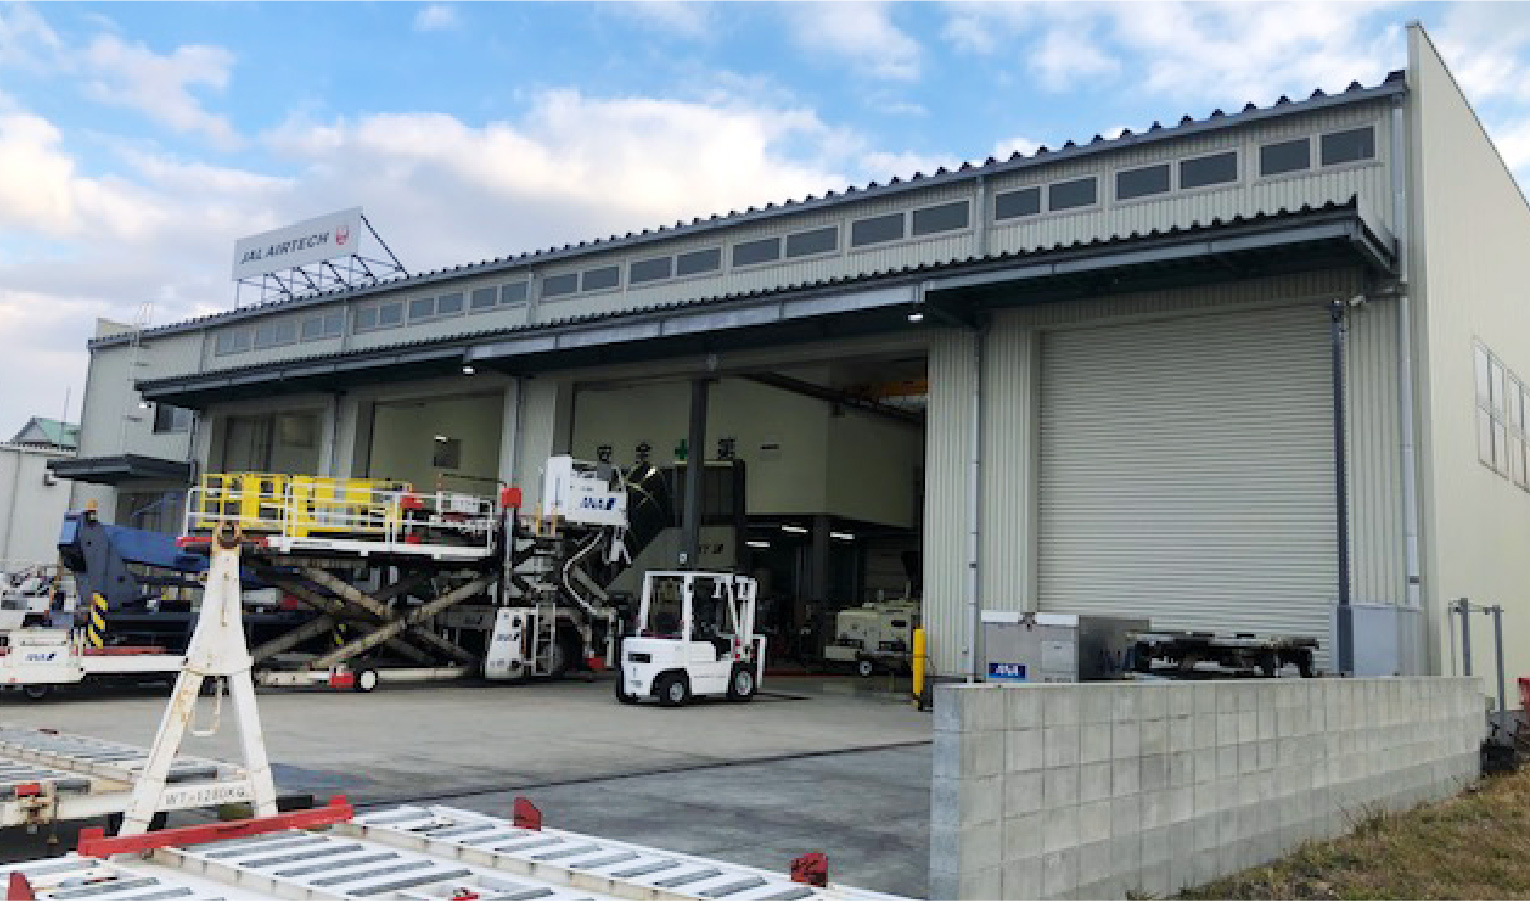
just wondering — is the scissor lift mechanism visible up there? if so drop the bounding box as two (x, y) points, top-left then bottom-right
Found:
(181, 476), (524, 689)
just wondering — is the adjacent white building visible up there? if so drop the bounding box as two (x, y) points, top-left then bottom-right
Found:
(1, 417), (78, 569)
(52, 26), (1530, 701)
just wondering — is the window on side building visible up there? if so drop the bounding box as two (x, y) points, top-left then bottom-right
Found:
(732, 237), (781, 267)
(409, 297), (436, 321)
(1509, 377), (1527, 488)
(541, 273), (578, 298)
(1477, 343), (1504, 472)
(1179, 151), (1239, 189)
(436, 292), (464, 316)
(581, 265), (621, 292)
(630, 255), (673, 284)
(470, 287), (497, 311)
(1259, 138), (1310, 176)
(675, 247), (721, 277)
(786, 226), (838, 257)
(1047, 176), (1097, 212)
(1115, 164), (1171, 201)
(152, 404), (194, 433)
(253, 320), (296, 349)
(994, 187), (1041, 221)
(500, 282), (529, 305)
(215, 330), (251, 355)
(911, 201), (970, 236)
(850, 212), (905, 247)
(1320, 127), (1375, 166)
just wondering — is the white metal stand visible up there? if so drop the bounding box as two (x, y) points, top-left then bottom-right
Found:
(117, 528), (278, 836)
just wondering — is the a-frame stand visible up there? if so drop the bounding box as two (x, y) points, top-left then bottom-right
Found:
(116, 526), (278, 836)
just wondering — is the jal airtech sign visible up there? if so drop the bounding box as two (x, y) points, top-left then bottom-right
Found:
(232, 207), (363, 280)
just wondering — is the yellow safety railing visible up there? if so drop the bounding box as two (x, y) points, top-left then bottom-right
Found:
(187, 473), (411, 538)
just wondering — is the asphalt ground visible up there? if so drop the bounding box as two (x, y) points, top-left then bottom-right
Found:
(0, 674), (933, 896)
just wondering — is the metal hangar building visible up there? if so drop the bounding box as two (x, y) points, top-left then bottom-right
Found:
(55, 25), (1530, 695)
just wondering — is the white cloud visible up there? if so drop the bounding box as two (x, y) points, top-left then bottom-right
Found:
(1031, 22), (1120, 90)
(81, 34), (239, 149)
(992, 135), (1039, 159)
(0, 3), (60, 69)
(413, 4), (459, 33)
(615, 1), (713, 40)
(785, 2), (922, 82)
(939, 2), (1402, 104)
(261, 89), (869, 264)
(1434, 3), (1530, 106)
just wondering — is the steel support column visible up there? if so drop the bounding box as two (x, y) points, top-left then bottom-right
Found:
(681, 379), (710, 569)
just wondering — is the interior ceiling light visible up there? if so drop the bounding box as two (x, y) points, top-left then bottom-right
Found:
(434, 435), (449, 442)
(461, 364), (476, 375)
(830, 531), (855, 540)
(746, 540), (771, 549)
(780, 524), (808, 534)
(907, 310), (925, 323)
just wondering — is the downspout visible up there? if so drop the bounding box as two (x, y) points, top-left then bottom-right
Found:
(1390, 98), (1423, 612)
(965, 319), (984, 682)
(1331, 300), (1354, 675)
(964, 174), (990, 683)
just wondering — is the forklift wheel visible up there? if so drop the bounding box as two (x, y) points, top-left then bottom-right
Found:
(353, 669), (380, 693)
(21, 684), (51, 701)
(856, 658), (876, 679)
(726, 665), (757, 702)
(655, 673), (691, 708)
(614, 675), (639, 705)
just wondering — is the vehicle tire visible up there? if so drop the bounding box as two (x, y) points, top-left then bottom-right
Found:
(856, 658), (876, 679)
(655, 673), (690, 708)
(726, 665), (757, 702)
(614, 672), (639, 705)
(21, 684), (51, 701)
(353, 668), (379, 693)
(550, 630), (581, 679)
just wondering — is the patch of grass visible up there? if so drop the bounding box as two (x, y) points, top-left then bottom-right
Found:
(1180, 765), (1530, 900)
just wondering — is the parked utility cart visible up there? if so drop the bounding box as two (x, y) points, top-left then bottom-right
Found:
(1131, 630), (1318, 678)
(616, 571), (764, 706)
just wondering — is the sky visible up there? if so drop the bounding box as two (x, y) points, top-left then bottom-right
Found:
(1, 1), (1529, 440)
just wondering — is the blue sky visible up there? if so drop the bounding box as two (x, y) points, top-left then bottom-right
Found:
(1, 1), (1528, 437)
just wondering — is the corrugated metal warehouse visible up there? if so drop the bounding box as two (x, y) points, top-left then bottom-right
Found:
(54, 25), (1530, 699)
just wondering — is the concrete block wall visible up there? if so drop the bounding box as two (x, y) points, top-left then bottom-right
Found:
(930, 678), (1483, 900)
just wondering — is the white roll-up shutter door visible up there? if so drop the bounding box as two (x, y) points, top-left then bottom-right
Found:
(1038, 304), (1337, 645)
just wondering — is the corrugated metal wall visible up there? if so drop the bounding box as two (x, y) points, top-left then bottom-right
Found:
(979, 315), (1037, 611)
(1346, 297), (1405, 603)
(923, 328), (977, 678)
(1036, 305), (1340, 655)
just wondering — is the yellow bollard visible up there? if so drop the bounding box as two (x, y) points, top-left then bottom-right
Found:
(911, 627), (927, 710)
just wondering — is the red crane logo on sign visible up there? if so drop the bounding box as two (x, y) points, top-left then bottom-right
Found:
(335, 224), (351, 247)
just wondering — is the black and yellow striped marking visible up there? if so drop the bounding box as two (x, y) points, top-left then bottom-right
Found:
(331, 622), (349, 648)
(86, 593), (108, 648)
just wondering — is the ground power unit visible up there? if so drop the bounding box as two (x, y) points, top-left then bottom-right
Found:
(979, 611), (1146, 683)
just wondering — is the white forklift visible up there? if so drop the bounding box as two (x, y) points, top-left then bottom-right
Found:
(615, 571), (764, 706)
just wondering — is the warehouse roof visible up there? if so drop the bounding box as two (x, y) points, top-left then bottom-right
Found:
(97, 72), (1406, 350)
(137, 197), (1394, 407)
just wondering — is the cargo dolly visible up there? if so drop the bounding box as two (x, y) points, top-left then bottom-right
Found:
(0, 724), (257, 829)
(1130, 630), (1318, 678)
(1, 800), (907, 901)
